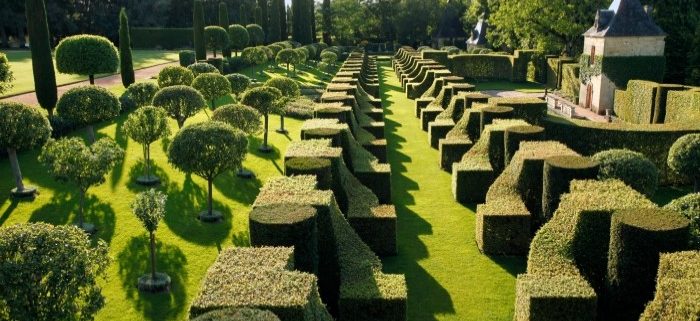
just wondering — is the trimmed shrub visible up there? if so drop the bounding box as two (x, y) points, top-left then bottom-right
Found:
(665, 89), (700, 124)
(158, 66), (195, 87)
(480, 106), (513, 137)
(640, 251), (700, 320)
(152, 85), (207, 128)
(55, 35), (119, 83)
(188, 62), (220, 77)
(450, 54), (514, 81)
(0, 52), (13, 95)
(561, 64), (580, 101)
(247, 24), (265, 46)
(225, 74), (251, 96)
(119, 8), (135, 88)
(123, 82), (159, 109)
(225, 57), (249, 73)
(212, 104), (262, 135)
(25, 0), (57, 115)
(206, 57), (224, 73)
(190, 308), (281, 321)
(504, 125), (545, 166)
(668, 134), (700, 191)
(285, 157), (333, 190)
(56, 86), (120, 139)
(204, 26), (229, 57)
(277, 48), (299, 70)
(192, 73), (231, 108)
(541, 155), (599, 221)
(131, 28), (193, 49)
(179, 50), (196, 67)
(593, 149), (658, 197)
(228, 24), (250, 55)
(665, 193), (700, 249)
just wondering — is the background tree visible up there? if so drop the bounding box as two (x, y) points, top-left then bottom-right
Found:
(321, 0), (332, 45)
(255, 5), (263, 26)
(194, 0), (206, 61)
(132, 189), (171, 293)
(192, 73), (232, 109)
(212, 104), (261, 178)
(0, 101), (51, 197)
(0, 52), (13, 95)
(56, 86), (121, 143)
(219, 2), (232, 58)
(321, 50), (337, 68)
(157, 66), (195, 87)
(688, 23), (700, 85)
(39, 137), (124, 233)
(204, 26), (230, 58)
(269, 0), (282, 42)
(168, 121), (248, 222)
(123, 106), (170, 185)
(265, 76), (299, 134)
(225, 73), (251, 98)
(668, 134), (700, 192)
(152, 85), (207, 128)
(308, 0), (316, 42)
(276, 48), (298, 71)
(247, 23), (265, 45)
(25, 0), (57, 116)
(0, 223), (109, 320)
(292, 0), (313, 44)
(55, 35), (119, 85)
(258, 0), (269, 42)
(228, 24), (250, 56)
(123, 82), (159, 108)
(119, 8), (135, 88)
(241, 86), (282, 152)
(280, 0), (288, 39)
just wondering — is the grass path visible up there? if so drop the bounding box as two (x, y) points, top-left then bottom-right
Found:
(378, 62), (526, 321)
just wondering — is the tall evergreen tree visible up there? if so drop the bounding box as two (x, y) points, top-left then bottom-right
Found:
(309, 0), (316, 42)
(258, 0), (269, 43)
(279, 0), (288, 39)
(193, 0), (206, 60)
(25, 0), (57, 116)
(322, 0), (332, 44)
(269, 0), (282, 42)
(286, 5), (293, 39)
(255, 5), (263, 26)
(119, 8), (135, 88)
(219, 2), (232, 57)
(239, 2), (247, 24)
(292, 0), (312, 44)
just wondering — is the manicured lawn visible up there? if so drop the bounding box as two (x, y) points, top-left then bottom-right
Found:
(0, 62), (327, 321)
(2, 50), (179, 97)
(474, 80), (545, 93)
(378, 62), (525, 321)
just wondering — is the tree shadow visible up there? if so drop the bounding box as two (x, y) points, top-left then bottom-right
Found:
(29, 192), (116, 243)
(117, 235), (188, 321)
(109, 114), (129, 189)
(212, 170), (262, 206)
(126, 162), (172, 193)
(163, 175), (233, 245)
(248, 136), (281, 160)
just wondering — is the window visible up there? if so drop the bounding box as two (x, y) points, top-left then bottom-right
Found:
(589, 46), (596, 66)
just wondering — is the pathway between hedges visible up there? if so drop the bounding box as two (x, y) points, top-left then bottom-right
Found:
(378, 61), (526, 321)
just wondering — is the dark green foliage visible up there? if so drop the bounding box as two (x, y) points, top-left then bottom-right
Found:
(490, 97), (547, 125)
(689, 23), (700, 85)
(56, 85), (121, 129)
(193, 0), (206, 60)
(292, 0), (313, 44)
(277, 48), (299, 70)
(158, 66), (195, 87)
(206, 58), (224, 73)
(225, 74), (251, 96)
(225, 57), (249, 73)
(665, 193), (700, 249)
(250, 204), (319, 273)
(258, 0), (269, 42)
(480, 106), (513, 135)
(131, 28), (193, 49)
(119, 8), (135, 88)
(152, 85), (206, 128)
(450, 54), (515, 81)
(190, 308), (281, 321)
(122, 82), (159, 111)
(504, 125), (545, 166)
(188, 62), (220, 77)
(613, 80), (685, 125)
(228, 24), (250, 55)
(541, 155), (598, 221)
(247, 24), (265, 46)
(123, 106), (170, 181)
(580, 56), (666, 90)
(55, 35), (119, 82)
(211, 104), (262, 134)
(179, 50), (196, 67)
(0, 101), (51, 151)
(0, 223), (110, 321)
(668, 134), (700, 191)
(191, 73), (232, 108)
(219, 2), (232, 58)
(606, 208), (689, 321)
(640, 251), (700, 320)
(0, 52), (12, 95)
(204, 26), (230, 58)
(285, 157), (333, 190)
(242, 86), (282, 149)
(25, 0), (57, 115)
(269, 0), (282, 42)
(593, 149), (659, 197)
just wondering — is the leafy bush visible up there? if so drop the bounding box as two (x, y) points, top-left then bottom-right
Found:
(449, 54), (514, 81)
(204, 26), (229, 57)
(157, 66), (195, 87)
(55, 34), (119, 80)
(592, 149), (659, 197)
(152, 85), (206, 128)
(286, 96), (316, 119)
(246, 24), (265, 46)
(124, 82), (159, 109)
(665, 193), (700, 249)
(668, 134), (700, 191)
(179, 50), (196, 67)
(0, 51), (14, 94)
(123, 106), (170, 181)
(191, 73), (231, 108)
(56, 85), (121, 137)
(277, 48), (299, 70)
(212, 104), (262, 135)
(188, 62), (220, 77)
(190, 308), (281, 321)
(227, 24), (249, 55)
(206, 57), (224, 73)
(131, 27), (193, 49)
(320, 50), (337, 66)
(225, 73), (251, 96)
(224, 56), (248, 73)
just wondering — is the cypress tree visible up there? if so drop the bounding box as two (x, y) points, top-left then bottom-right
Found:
(322, 0), (331, 45)
(239, 2), (247, 25)
(258, 0), (268, 43)
(119, 8), (135, 88)
(292, 0), (312, 44)
(255, 6), (263, 26)
(279, 0), (287, 40)
(193, 0), (206, 61)
(268, 0), (281, 42)
(25, 0), (57, 116)
(309, 0), (316, 42)
(219, 2), (232, 57)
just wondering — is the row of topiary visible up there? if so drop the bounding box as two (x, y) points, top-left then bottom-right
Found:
(613, 79), (700, 125)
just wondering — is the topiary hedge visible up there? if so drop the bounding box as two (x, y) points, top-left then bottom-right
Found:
(285, 157), (333, 190)
(639, 251), (700, 320)
(541, 155), (598, 222)
(665, 89), (700, 124)
(190, 308), (281, 321)
(131, 27), (193, 49)
(592, 149), (659, 197)
(664, 193), (700, 249)
(561, 64), (580, 102)
(449, 54), (514, 81)
(504, 125), (545, 166)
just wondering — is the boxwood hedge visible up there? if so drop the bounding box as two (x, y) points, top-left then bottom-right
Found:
(640, 251), (700, 320)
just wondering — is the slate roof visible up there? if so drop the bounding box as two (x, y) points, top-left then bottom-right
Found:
(584, 0), (665, 37)
(467, 19), (488, 45)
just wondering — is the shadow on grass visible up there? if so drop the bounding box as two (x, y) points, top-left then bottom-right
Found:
(117, 235), (188, 321)
(29, 192), (116, 243)
(110, 113), (129, 189)
(213, 170), (262, 206)
(126, 162), (171, 193)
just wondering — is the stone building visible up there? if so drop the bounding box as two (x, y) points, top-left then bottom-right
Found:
(466, 12), (489, 51)
(579, 0), (666, 114)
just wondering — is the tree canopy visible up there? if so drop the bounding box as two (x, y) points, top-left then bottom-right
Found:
(212, 104), (262, 135)
(55, 35), (119, 79)
(228, 24), (250, 54)
(204, 25), (230, 57)
(0, 52), (13, 95)
(158, 66), (195, 88)
(152, 85), (207, 128)
(0, 101), (51, 151)
(191, 73), (232, 107)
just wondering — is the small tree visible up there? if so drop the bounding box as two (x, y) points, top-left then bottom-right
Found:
(132, 189), (171, 292)
(124, 82), (160, 108)
(56, 85), (121, 143)
(25, 0), (58, 116)
(187, 62), (220, 78)
(158, 66), (195, 87)
(192, 73), (232, 109)
(265, 77), (299, 134)
(204, 26), (229, 58)
(668, 134), (700, 192)
(219, 2), (232, 58)
(123, 106), (171, 185)
(294, 47), (308, 70)
(0, 223), (109, 320)
(228, 24), (250, 56)
(212, 104), (261, 178)
(119, 8), (135, 88)
(55, 35), (119, 85)
(193, 0), (206, 60)
(39, 137), (124, 233)
(242, 46), (268, 76)
(320, 50), (337, 68)
(276, 48), (297, 71)
(225, 73), (251, 98)
(246, 24), (265, 46)
(152, 85), (207, 128)
(0, 52), (13, 95)
(0, 102), (51, 197)
(168, 121), (248, 222)
(241, 86), (282, 152)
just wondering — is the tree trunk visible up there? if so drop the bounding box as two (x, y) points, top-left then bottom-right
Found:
(286, 63), (290, 71)
(79, 191), (85, 228)
(207, 178), (213, 215)
(212, 99), (216, 109)
(7, 148), (25, 192)
(264, 113), (269, 148)
(280, 115), (285, 131)
(89, 74), (95, 85)
(177, 119), (185, 128)
(144, 144), (151, 178)
(213, 50), (217, 58)
(86, 125), (96, 143)
(149, 231), (157, 279)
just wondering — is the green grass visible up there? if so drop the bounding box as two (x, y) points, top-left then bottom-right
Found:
(2, 50), (179, 97)
(473, 81), (545, 93)
(378, 62), (525, 320)
(0, 62), (325, 321)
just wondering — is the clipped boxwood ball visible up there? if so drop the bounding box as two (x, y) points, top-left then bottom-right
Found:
(665, 193), (700, 249)
(225, 74), (251, 96)
(593, 149), (659, 197)
(56, 85), (121, 126)
(188, 62), (220, 78)
(123, 82), (159, 109)
(668, 134), (700, 189)
(55, 35), (119, 76)
(158, 66), (195, 88)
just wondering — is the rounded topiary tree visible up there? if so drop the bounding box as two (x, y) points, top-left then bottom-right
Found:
(188, 62), (220, 78)
(192, 73), (232, 109)
(168, 121), (248, 222)
(212, 104), (261, 178)
(320, 50), (337, 68)
(56, 85), (121, 143)
(228, 24), (250, 56)
(218, 2), (231, 58)
(0, 223), (109, 320)
(39, 137), (124, 233)
(242, 46), (268, 76)
(668, 134), (700, 192)
(0, 52), (14, 95)
(246, 24), (265, 46)
(119, 8), (135, 88)
(665, 193), (700, 249)
(241, 86), (282, 152)
(123, 106), (171, 185)
(265, 77), (299, 134)
(124, 82), (160, 109)
(55, 35), (119, 85)
(593, 149), (659, 197)
(204, 26), (230, 58)
(152, 85), (207, 128)
(0, 102), (51, 198)
(158, 66), (195, 87)
(225, 73), (251, 98)
(132, 189), (171, 293)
